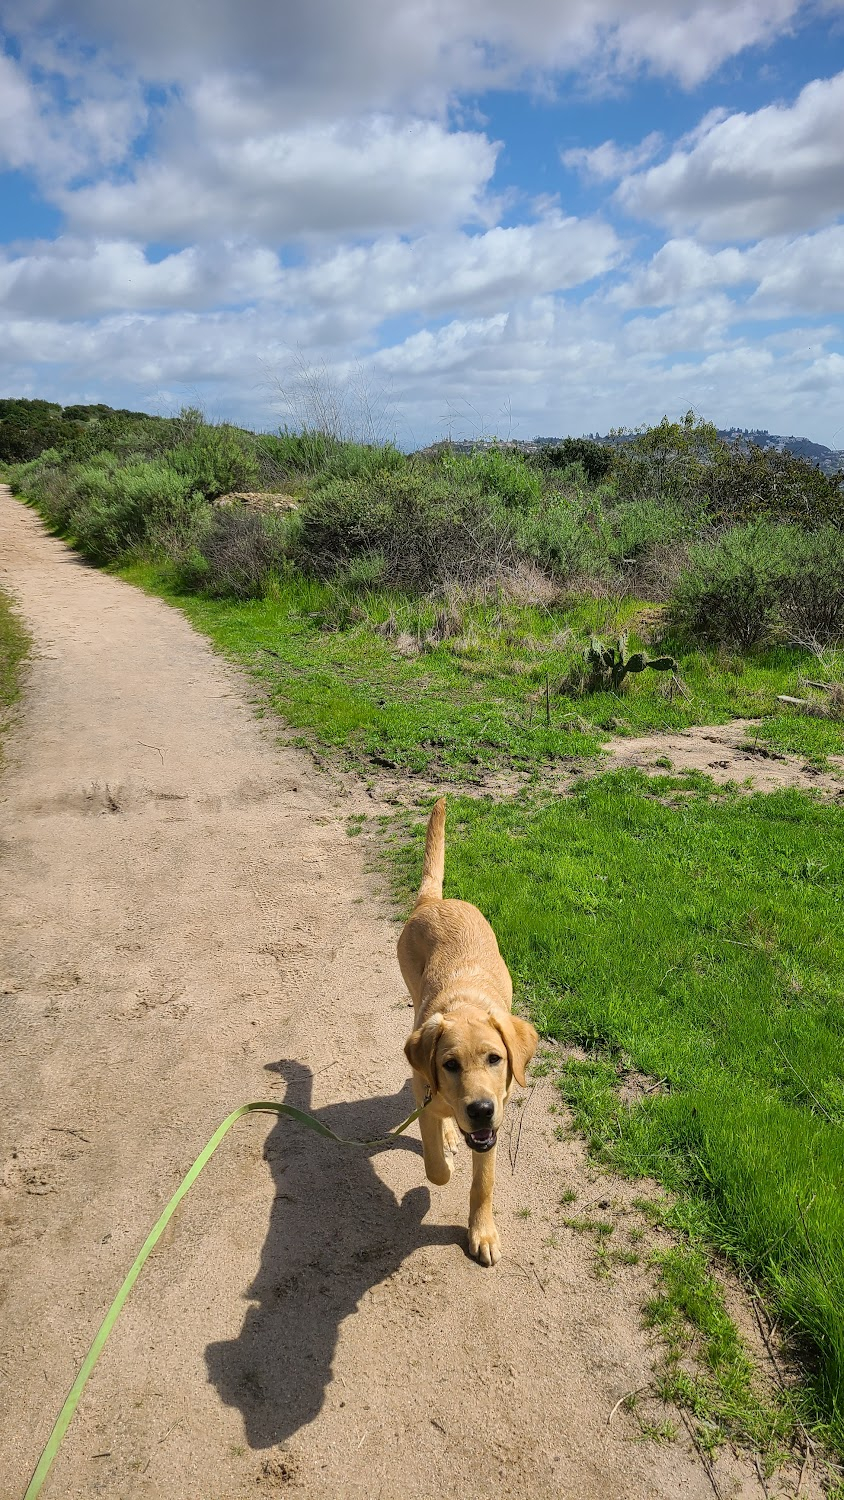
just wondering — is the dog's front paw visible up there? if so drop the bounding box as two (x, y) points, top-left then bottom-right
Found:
(468, 1216), (501, 1267)
(443, 1118), (460, 1155)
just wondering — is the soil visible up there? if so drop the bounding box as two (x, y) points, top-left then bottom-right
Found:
(602, 721), (844, 797)
(0, 487), (825, 1499)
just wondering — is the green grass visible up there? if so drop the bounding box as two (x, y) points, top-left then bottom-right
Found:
(644, 1245), (789, 1460)
(384, 774), (844, 1455)
(0, 585), (29, 761)
(118, 560), (844, 780)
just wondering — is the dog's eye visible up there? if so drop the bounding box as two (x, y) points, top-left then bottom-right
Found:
(487, 1053), (503, 1066)
(442, 1057), (461, 1072)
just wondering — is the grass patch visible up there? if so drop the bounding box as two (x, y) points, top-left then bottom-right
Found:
(117, 559), (844, 780)
(384, 775), (844, 1457)
(645, 1245), (789, 1459)
(0, 585), (29, 762)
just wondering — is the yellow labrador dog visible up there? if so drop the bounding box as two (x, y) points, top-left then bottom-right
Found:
(398, 798), (538, 1265)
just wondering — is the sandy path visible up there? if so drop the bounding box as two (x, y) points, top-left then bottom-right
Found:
(0, 489), (816, 1500)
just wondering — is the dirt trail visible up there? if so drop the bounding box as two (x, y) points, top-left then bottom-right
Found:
(0, 489), (819, 1500)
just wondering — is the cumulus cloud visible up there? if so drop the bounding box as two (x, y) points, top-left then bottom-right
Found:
(0, 239), (282, 317)
(748, 226), (844, 313)
(617, 70), (844, 239)
(562, 133), (663, 182)
(3, 0), (819, 106)
(2, 1), (843, 449)
(0, 46), (147, 187)
(616, 227), (844, 314)
(2, 287), (842, 444)
(61, 118), (500, 240)
(0, 213), (622, 330)
(283, 213), (624, 322)
(359, 296), (844, 443)
(614, 238), (751, 305)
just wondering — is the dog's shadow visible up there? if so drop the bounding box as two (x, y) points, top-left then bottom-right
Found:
(205, 1058), (463, 1448)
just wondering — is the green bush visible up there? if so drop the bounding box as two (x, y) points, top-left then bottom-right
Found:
(180, 508), (290, 599)
(777, 529), (844, 644)
(669, 523), (844, 649)
(166, 423), (259, 499)
(533, 437), (615, 484)
(612, 413), (722, 509)
(706, 443), (844, 528)
(425, 446), (542, 509)
(464, 448), (542, 508)
(317, 439), (406, 484)
(0, 398), (172, 465)
(255, 430), (335, 481)
(611, 413), (844, 529)
(69, 460), (204, 564)
(297, 467), (519, 589)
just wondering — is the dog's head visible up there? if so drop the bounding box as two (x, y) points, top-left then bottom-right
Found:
(404, 1005), (538, 1152)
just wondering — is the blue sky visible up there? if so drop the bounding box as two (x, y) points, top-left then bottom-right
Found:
(1, 0), (843, 446)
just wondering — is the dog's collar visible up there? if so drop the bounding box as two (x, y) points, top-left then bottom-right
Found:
(423, 1084), (433, 1106)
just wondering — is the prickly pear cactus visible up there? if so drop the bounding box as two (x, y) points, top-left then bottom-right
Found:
(583, 634), (677, 691)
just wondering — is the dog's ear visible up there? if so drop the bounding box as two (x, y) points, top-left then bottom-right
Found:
(491, 1012), (539, 1088)
(404, 1013), (444, 1093)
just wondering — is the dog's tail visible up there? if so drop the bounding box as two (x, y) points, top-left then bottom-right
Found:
(415, 797), (446, 906)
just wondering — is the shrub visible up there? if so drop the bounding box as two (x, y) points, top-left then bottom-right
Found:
(777, 529), (844, 644)
(424, 446), (542, 509)
(515, 493), (610, 583)
(706, 442), (844, 528)
(296, 468), (519, 589)
(69, 460), (204, 564)
(463, 448), (543, 508)
(611, 413), (844, 529)
(612, 412), (722, 509)
(533, 437), (615, 484)
(668, 523), (844, 649)
(166, 423), (259, 499)
(255, 429), (334, 482)
(185, 508), (290, 599)
(318, 439), (406, 484)
(256, 431), (406, 487)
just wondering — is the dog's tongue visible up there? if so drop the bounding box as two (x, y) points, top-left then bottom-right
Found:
(469, 1128), (495, 1145)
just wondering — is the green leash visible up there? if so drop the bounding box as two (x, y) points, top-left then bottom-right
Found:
(23, 1096), (425, 1500)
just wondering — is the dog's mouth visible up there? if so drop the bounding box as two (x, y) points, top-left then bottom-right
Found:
(462, 1127), (497, 1152)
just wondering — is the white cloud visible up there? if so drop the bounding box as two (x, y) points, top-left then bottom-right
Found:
(284, 213), (624, 321)
(359, 297), (844, 443)
(2, 286), (842, 446)
(0, 47), (147, 187)
(616, 226), (844, 315)
(2, 1), (844, 451)
(617, 70), (844, 239)
(562, 133), (663, 182)
(61, 118), (500, 240)
(614, 239), (751, 305)
(0, 213), (622, 332)
(0, 239), (282, 317)
(748, 226), (844, 313)
(3, 0), (819, 107)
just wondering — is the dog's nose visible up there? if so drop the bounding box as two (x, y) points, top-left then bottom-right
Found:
(466, 1098), (495, 1123)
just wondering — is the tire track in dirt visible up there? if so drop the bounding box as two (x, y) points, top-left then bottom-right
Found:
(0, 489), (821, 1499)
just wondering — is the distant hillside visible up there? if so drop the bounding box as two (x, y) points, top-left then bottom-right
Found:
(436, 428), (843, 475)
(528, 427), (843, 475)
(715, 428), (843, 476)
